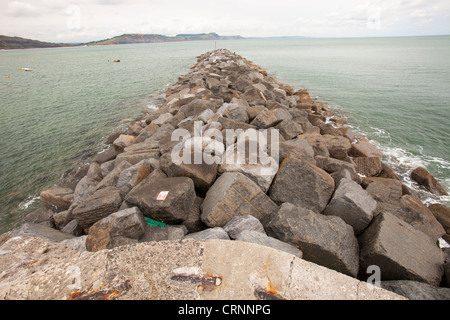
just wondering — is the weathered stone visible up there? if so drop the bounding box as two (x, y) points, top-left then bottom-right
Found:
(125, 176), (196, 224)
(40, 186), (74, 211)
(299, 133), (330, 157)
(250, 109), (278, 129)
(127, 121), (145, 136)
(116, 159), (152, 196)
(24, 207), (54, 228)
(160, 152), (218, 193)
(86, 207), (146, 252)
(70, 176), (98, 210)
(246, 105), (265, 121)
(140, 224), (188, 242)
(151, 113), (174, 126)
(428, 204), (450, 233)
(223, 215), (266, 240)
(94, 161), (132, 191)
(218, 117), (255, 131)
(179, 99), (219, 118)
(278, 138), (316, 165)
(272, 108), (293, 122)
(411, 167), (448, 196)
(183, 227), (230, 241)
(9, 222), (75, 242)
(61, 219), (84, 236)
(352, 157), (382, 177)
(105, 131), (123, 145)
(53, 211), (73, 231)
(92, 147), (121, 164)
(269, 156), (335, 213)
(181, 196), (207, 234)
(60, 235), (87, 251)
(315, 155), (357, 175)
(219, 142), (278, 193)
(322, 134), (352, 160)
(201, 172), (279, 227)
(241, 87), (266, 106)
(225, 106), (249, 123)
(114, 140), (160, 166)
(361, 177), (403, 203)
(274, 119), (303, 140)
(113, 135), (136, 150)
(381, 280), (450, 300)
(86, 162), (103, 182)
(266, 203), (359, 277)
(237, 230), (303, 258)
(323, 178), (377, 235)
(72, 186), (123, 230)
(350, 139), (383, 159)
(358, 212), (444, 286)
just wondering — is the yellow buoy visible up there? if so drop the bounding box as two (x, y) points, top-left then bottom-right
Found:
(6, 76), (10, 78)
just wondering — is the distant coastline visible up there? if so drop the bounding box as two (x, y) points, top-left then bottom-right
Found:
(0, 33), (244, 50)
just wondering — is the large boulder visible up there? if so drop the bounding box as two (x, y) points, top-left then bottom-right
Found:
(350, 139), (383, 159)
(352, 157), (382, 177)
(114, 140), (160, 166)
(183, 227), (230, 240)
(411, 167), (448, 196)
(201, 172), (279, 227)
(223, 215), (266, 240)
(361, 177), (403, 203)
(86, 207), (146, 252)
(72, 186), (123, 230)
(125, 176), (196, 224)
(40, 186), (74, 211)
(358, 212), (444, 286)
(274, 119), (303, 140)
(428, 203), (450, 236)
(250, 109), (278, 129)
(266, 203), (359, 277)
(160, 152), (218, 193)
(381, 280), (450, 300)
(269, 156), (335, 213)
(323, 178), (377, 235)
(322, 135), (352, 160)
(278, 138), (316, 165)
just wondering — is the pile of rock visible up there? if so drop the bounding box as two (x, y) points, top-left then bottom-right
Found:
(19, 49), (450, 299)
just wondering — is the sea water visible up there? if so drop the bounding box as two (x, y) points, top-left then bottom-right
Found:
(0, 36), (449, 234)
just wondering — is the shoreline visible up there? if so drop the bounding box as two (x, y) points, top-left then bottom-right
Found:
(1, 49), (449, 300)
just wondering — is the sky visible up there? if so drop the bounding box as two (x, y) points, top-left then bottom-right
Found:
(1, 0), (450, 43)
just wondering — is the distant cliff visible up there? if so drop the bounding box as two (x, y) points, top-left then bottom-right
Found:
(0, 33), (243, 49)
(0, 35), (72, 50)
(86, 33), (243, 46)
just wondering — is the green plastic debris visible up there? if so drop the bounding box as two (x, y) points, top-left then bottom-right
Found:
(144, 217), (167, 229)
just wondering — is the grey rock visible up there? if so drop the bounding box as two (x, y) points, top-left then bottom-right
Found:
(125, 176), (196, 224)
(223, 215), (266, 239)
(201, 172), (279, 227)
(9, 222), (75, 243)
(250, 109), (278, 129)
(278, 138), (316, 165)
(269, 157), (335, 213)
(61, 219), (84, 236)
(358, 212), (444, 286)
(86, 207), (147, 252)
(24, 207), (54, 228)
(236, 230), (303, 258)
(274, 119), (304, 140)
(266, 203), (359, 277)
(323, 178), (377, 235)
(183, 227), (230, 241)
(381, 280), (450, 300)
(72, 186), (123, 230)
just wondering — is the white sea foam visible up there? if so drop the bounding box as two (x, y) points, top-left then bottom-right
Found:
(19, 195), (40, 210)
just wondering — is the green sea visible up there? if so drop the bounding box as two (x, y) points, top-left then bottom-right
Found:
(1, 36), (449, 234)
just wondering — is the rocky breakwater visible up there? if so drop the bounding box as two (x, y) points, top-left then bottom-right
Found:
(4, 49), (450, 300)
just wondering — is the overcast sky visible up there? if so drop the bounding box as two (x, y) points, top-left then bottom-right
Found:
(1, 0), (449, 43)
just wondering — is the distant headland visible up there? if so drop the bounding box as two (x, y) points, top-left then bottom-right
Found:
(0, 33), (244, 50)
